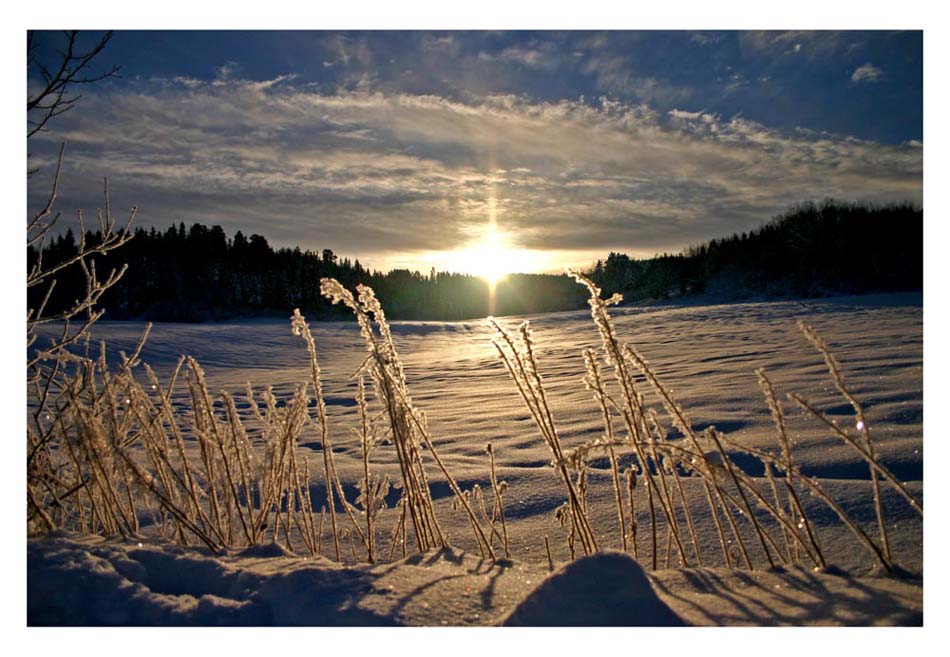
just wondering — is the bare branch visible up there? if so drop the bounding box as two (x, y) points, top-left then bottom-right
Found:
(27, 31), (120, 139)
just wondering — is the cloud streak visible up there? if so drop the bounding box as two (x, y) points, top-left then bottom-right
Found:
(28, 73), (921, 272)
(851, 63), (885, 84)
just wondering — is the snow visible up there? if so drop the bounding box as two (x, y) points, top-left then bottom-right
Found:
(27, 291), (924, 626)
(28, 533), (920, 626)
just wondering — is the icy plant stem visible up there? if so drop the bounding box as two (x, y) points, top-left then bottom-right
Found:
(787, 392), (922, 516)
(650, 411), (704, 567)
(707, 428), (777, 569)
(570, 272), (689, 566)
(490, 320), (597, 555)
(357, 379), (376, 563)
(318, 283), (458, 555)
(625, 468), (639, 560)
(487, 443), (511, 559)
(198, 386), (253, 545)
(291, 310), (340, 560)
(756, 369), (825, 566)
(799, 321), (891, 561)
(583, 349), (627, 551)
(624, 344), (750, 568)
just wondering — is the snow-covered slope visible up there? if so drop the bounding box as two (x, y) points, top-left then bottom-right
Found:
(28, 292), (923, 625)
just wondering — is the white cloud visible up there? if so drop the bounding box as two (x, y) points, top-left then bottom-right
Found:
(419, 34), (459, 55)
(851, 63), (885, 84)
(476, 42), (562, 70)
(582, 54), (693, 105)
(740, 31), (849, 60)
(27, 76), (921, 268)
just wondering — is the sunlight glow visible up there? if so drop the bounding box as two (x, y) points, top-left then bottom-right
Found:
(452, 228), (512, 285)
(389, 176), (561, 295)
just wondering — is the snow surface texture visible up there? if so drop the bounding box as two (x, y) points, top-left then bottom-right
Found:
(29, 292), (923, 625)
(28, 534), (920, 626)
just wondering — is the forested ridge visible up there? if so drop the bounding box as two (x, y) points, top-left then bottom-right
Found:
(28, 199), (922, 322)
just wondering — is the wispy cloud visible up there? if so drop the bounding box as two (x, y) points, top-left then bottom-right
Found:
(851, 62), (885, 84)
(478, 41), (563, 70)
(740, 31), (852, 60)
(690, 32), (725, 47)
(27, 73), (921, 271)
(582, 54), (693, 105)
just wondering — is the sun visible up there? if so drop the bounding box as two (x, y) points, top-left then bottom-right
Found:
(454, 229), (513, 285)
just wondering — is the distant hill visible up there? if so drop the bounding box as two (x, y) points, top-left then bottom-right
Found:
(28, 199), (922, 322)
(589, 199), (922, 303)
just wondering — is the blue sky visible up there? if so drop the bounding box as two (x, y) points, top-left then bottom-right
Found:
(27, 30), (922, 273)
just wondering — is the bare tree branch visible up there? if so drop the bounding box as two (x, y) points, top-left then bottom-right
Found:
(27, 31), (120, 140)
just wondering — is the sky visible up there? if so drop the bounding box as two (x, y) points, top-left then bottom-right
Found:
(26, 30), (923, 274)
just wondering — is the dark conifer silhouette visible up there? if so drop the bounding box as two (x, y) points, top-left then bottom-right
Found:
(28, 199), (921, 322)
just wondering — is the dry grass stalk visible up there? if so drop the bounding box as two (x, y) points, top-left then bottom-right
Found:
(582, 349), (628, 552)
(28, 164), (136, 533)
(798, 321), (891, 561)
(569, 271), (699, 568)
(787, 392), (922, 516)
(321, 279), (494, 558)
(490, 318), (598, 555)
(486, 443), (511, 558)
(623, 343), (752, 568)
(353, 375), (390, 563)
(625, 467), (639, 560)
(756, 368), (826, 567)
(647, 409), (704, 567)
(291, 309), (341, 559)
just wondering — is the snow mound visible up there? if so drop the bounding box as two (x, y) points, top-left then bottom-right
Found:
(27, 536), (388, 626)
(27, 535), (922, 626)
(503, 551), (685, 626)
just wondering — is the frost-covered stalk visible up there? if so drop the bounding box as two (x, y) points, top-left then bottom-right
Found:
(624, 344), (752, 569)
(28, 164), (136, 534)
(320, 281), (437, 551)
(719, 435), (890, 570)
(570, 271), (693, 567)
(253, 383), (311, 550)
(798, 321), (893, 562)
(185, 358), (254, 546)
(221, 392), (263, 545)
(291, 309), (341, 560)
(544, 535), (554, 571)
(625, 467), (639, 559)
(647, 409), (704, 567)
(486, 443), (511, 559)
(153, 358), (220, 543)
(185, 360), (229, 541)
(152, 361), (224, 545)
(388, 496), (410, 561)
(490, 318), (598, 555)
(705, 427), (777, 569)
(322, 279), (494, 558)
(31, 320), (337, 555)
(787, 393), (922, 516)
(583, 349), (627, 552)
(317, 508), (326, 555)
(757, 368), (825, 567)
(353, 374), (391, 563)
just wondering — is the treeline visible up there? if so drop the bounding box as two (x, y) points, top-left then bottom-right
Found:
(590, 200), (922, 301)
(27, 222), (585, 321)
(28, 199), (921, 323)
